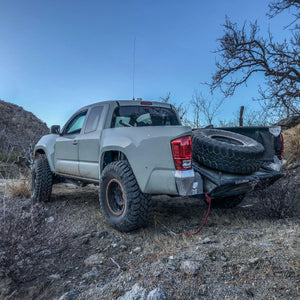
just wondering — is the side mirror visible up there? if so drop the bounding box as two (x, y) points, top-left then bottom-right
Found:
(50, 125), (61, 135)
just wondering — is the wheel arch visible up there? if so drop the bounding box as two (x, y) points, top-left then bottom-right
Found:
(100, 150), (129, 173)
(33, 146), (56, 173)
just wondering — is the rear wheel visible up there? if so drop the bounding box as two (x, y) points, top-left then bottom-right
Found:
(31, 154), (53, 202)
(99, 161), (152, 232)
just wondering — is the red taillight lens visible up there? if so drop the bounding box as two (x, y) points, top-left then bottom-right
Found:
(171, 136), (192, 170)
(279, 133), (284, 160)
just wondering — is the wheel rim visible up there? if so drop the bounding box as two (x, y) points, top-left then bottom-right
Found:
(106, 179), (125, 216)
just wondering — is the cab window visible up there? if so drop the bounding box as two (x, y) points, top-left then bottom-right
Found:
(85, 106), (104, 133)
(64, 111), (87, 135)
(111, 106), (180, 128)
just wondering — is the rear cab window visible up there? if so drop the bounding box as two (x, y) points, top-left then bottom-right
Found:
(85, 106), (104, 133)
(111, 106), (180, 128)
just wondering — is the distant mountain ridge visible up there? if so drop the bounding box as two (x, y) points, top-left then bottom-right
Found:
(0, 99), (49, 157)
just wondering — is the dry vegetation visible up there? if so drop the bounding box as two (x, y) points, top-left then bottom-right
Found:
(7, 176), (31, 199)
(283, 124), (300, 166)
(0, 169), (299, 299)
(0, 122), (299, 299)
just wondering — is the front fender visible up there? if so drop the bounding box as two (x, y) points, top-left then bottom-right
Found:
(34, 134), (58, 173)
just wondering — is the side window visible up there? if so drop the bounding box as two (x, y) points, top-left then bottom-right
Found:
(85, 106), (104, 133)
(64, 111), (87, 135)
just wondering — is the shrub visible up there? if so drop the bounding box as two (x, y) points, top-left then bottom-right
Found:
(7, 176), (31, 199)
(259, 171), (300, 218)
(283, 124), (300, 165)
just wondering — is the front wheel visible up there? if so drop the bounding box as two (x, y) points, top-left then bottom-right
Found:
(99, 161), (152, 232)
(31, 154), (53, 202)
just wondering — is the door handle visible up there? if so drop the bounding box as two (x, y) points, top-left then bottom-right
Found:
(72, 140), (78, 145)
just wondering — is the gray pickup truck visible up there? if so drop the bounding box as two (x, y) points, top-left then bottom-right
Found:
(32, 100), (283, 231)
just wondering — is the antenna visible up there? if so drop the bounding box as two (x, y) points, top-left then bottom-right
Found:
(132, 37), (136, 101)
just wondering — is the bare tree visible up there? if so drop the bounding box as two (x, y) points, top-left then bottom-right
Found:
(159, 92), (188, 121)
(190, 91), (224, 127)
(210, 0), (300, 117)
(268, 0), (300, 25)
(160, 92), (171, 103)
(219, 106), (276, 127)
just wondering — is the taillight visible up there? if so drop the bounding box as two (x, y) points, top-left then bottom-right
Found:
(171, 136), (192, 170)
(279, 133), (284, 160)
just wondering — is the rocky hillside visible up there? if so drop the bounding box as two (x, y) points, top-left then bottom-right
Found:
(0, 99), (49, 162)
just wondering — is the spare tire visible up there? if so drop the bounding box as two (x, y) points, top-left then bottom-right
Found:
(192, 129), (264, 174)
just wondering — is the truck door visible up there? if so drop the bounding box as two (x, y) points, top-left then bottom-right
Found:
(54, 110), (87, 176)
(78, 105), (104, 179)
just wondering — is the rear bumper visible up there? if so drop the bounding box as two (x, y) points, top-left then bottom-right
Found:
(143, 169), (196, 196)
(175, 169), (196, 196)
(193, 161), (283, 199)
(144, 162), (282, 198)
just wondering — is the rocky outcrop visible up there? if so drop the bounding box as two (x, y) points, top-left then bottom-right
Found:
(275, 115), (300, 130)
(0, 99), (49, 163)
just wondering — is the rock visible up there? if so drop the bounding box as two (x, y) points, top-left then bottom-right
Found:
(161, 258), (168, 264)
(120, 245), (127, 250)
(133, 247), (142, 253)
(202, 237), (216, 244)
(58, 290), (79, 300)
(82, 267), (99, 281)
(39, 249), (52, 256)
(220, 256), (227, 261)
(197, 284), (207, 296)
(180, 260), (201, 275)
(45, 216), (54, 223)
(245, 288), (255, 297)
(84, 254), (103, 266)
(275, 115), (300, 130)
(259, 242), (272, 247)
(0, 276), (14, 297)
(248, 257), (260, 265)
(147, 287), (166, 300)
(49, 274), (61, 280)
(117, 283), (147, 300)
(80, 234), (90, 245)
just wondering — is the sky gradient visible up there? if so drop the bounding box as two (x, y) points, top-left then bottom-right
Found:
(0, 0), (292, 126)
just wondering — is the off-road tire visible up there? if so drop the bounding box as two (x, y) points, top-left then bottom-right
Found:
(192, 129), (264, 174)
(31, 154), (53, 202)
(99, 160), (152, 232)
(209, 194), (245, 209)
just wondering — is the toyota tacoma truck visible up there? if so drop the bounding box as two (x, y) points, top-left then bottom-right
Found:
(32, 100), (283, 231)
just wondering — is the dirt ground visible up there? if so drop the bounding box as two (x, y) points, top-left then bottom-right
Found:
(0, 173), (299, 300)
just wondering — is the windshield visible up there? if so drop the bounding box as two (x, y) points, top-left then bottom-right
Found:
(111, 106), (180, 128)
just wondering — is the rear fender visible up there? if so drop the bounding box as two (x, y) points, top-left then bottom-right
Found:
(100, 126), (192, 193)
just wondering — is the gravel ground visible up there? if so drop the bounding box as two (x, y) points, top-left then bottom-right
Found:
(0, 171), (299, 300)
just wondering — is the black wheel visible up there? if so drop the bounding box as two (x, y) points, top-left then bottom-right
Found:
(209, 194), (245, 209)
(31, 154), (53, 202)
(192, 129), (264, 174)
(99, 161), (152, 232)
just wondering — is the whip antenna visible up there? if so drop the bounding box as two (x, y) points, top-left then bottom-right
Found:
(132, 37), (136, 101)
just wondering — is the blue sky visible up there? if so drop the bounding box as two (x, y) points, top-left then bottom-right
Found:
(0, 0), (292, 126)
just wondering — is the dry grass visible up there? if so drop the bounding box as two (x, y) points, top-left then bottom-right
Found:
(7, 176), (31, 199)
(283, 124), (300, 165)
